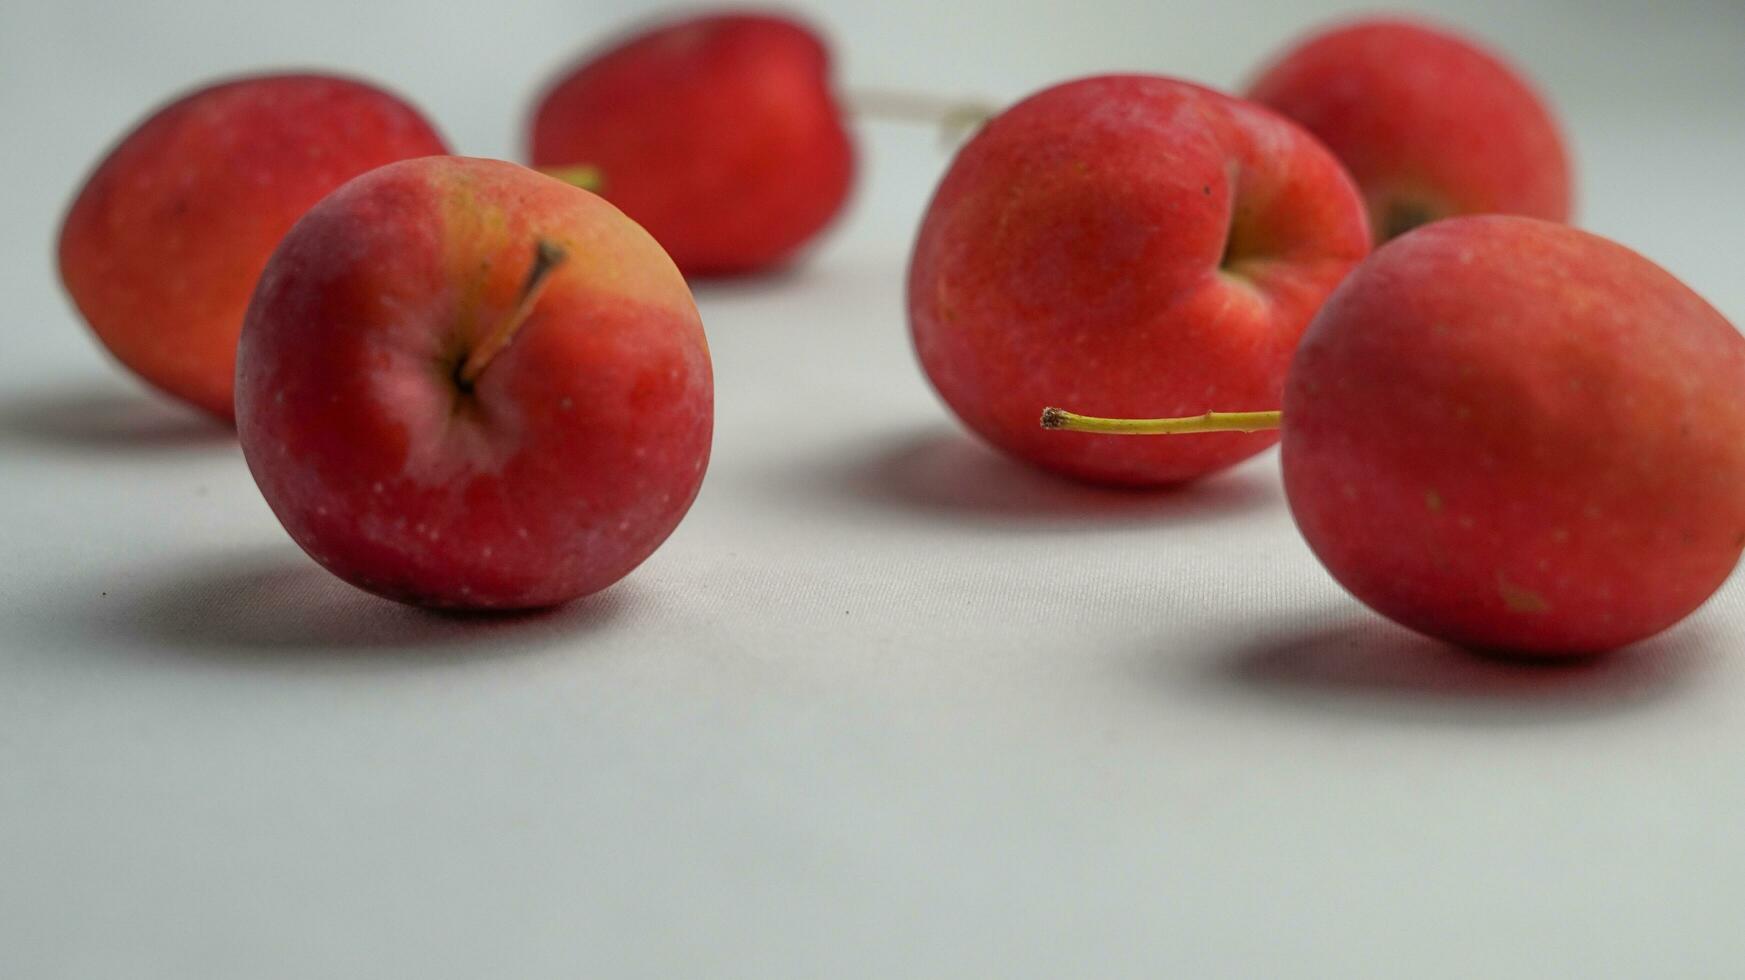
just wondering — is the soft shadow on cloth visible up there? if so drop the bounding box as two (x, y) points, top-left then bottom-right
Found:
(1190, 611), (1714, 726)
(794, 424), (1280, 530)
(0, 377), (230, 454)
(78, 546), (635, 668)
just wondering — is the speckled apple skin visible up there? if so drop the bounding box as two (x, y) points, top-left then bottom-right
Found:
(529, 12), (853, 277)
(58, 74), (448, 420)
(909, 75), (1370, 486)
(1284, 216), (1745, 655)
(236, 157), (713, 610)
(1246, 18), (1572, 242)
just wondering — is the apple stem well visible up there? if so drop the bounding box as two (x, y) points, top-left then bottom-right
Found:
(849, 88), (998, 143)
(1039, 407), (1283, 435)
(455, 239), (568, 391)
(542, 165), (605, 193)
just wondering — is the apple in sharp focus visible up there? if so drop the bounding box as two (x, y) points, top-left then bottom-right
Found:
(236, 156), (713, 610)
(1283, 216), (1745, 654)
(909, 74), (1370, 486)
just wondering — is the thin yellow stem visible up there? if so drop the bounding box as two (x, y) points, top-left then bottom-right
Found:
(543, 165), (605, 193)
(457, 239), (567, 389)
(1039, 407), (1283, 435)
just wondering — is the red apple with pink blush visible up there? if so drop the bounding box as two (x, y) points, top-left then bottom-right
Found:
(236, 156), (713, 610)
(1246, 17), (1573, 242)
(58, 73), (448, 420)
(529, 11), (854, 277)
(909, 74), (1370, 486)
(1046, 216), (1745, 655)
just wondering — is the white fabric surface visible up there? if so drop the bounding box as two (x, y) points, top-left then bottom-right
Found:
(5, 0), (1745, 976)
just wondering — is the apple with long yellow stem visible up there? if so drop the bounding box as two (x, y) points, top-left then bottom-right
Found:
(1046, 217), (1745, 655)
(910, 74), (1370, 486)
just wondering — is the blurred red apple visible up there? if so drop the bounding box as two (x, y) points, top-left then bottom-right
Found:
(528, 11), (854, 277)
(237, 157), (713, 610)
(1246, 18), (1573, 242)
(58, 73), (448, 419)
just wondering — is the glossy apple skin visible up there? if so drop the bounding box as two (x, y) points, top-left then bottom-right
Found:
(58, 74), (448, 420)
(529, 12), (854, 277)
(1284, 216), (1745, 655)
(910, 75), (1370, 486)
(236, 157), (713, 610)
(1246, 18), (1572, 243)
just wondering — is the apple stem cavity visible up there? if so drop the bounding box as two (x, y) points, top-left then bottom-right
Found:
(1039, 407), (1284, 435)
(456, 239), (568, 391)
(849, 88), (998, 144)
(542, 165), (606, 193)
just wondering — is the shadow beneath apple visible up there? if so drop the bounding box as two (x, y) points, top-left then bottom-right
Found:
(0, 378), (229, 454)
(1204, 615), (1710, 725)
(92, 549), (629, 667)
(815, 425), (1278, 529)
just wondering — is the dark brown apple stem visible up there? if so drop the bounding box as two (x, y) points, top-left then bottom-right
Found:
(1040, 407), (1283, 435)
(849, 88), (998, 143)
(542, 165), (605, 193)
(457, 239), (568, 390)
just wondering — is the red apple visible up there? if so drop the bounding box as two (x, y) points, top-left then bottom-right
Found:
(1284, 217), (1744, 654)
(236, 157), (713, 610)
(1047, 217), (1745, 655)
(58, 73), (448, 420)
(528, 11), (854, 277)
(1246, 18), (1573, 242)
(909, 75), (1370, 486)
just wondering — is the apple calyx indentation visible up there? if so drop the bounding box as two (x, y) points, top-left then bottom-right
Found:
(1378, 197), (1442, 243)
(1216, 164), (1271, 284)
(454, 238), (568, 392)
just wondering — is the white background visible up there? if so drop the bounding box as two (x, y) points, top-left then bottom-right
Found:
(5, 0), (1745, 976)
